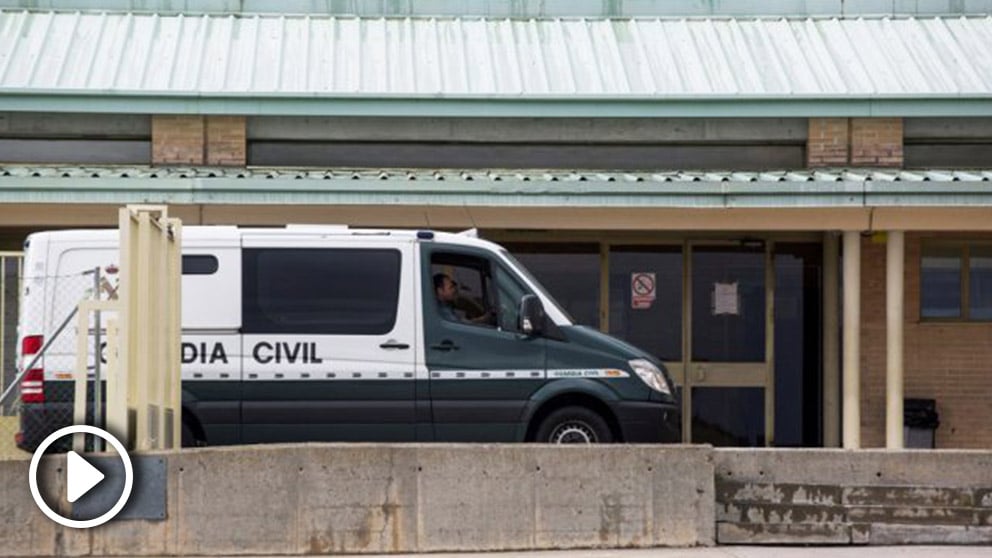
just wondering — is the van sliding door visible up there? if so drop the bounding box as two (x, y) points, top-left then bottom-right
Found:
(240, 237), (417, 442)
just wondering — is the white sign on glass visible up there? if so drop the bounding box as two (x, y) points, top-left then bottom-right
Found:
(713, 281), (739, 316)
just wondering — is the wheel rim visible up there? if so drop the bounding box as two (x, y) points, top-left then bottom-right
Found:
(549, 421), (598, 444)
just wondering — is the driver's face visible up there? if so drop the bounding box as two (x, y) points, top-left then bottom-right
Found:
(437, 277), (457, 302)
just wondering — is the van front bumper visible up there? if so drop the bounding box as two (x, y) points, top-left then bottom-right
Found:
(612, 400), (681, 443)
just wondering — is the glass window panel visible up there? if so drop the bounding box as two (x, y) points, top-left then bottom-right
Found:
(182, 255), (219, 275)
(920, 245), (962, 319)
(691, 247), (765, 363)
(773, 243), (823, 447)
(431, 255), (498, 329)
(493, 264), (531, 333)
(506, 244), (600, 329)
(608, 246), (682, 362)
(774, 251), (804, 447)
(969, 246), (992, 320)
(692, 387), (765, 447)
(243, 248), (400, 335)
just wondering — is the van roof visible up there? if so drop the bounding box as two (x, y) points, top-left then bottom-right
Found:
(27, 225), (504, 252)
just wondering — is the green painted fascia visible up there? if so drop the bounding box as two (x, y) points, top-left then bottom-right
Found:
(2, 93), (992, 118)
(2, 177), (992, 207)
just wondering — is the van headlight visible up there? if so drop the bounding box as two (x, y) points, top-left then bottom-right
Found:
(629, 359), (672, 396)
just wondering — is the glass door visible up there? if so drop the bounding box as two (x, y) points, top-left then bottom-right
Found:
(686, 242), (772, 446)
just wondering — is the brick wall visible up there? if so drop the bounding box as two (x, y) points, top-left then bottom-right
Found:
(205, 116), (247, 166)
(808, 118), (903, 168)
(152, 115), (245, 166)
(151, 115), (204, 165)
(807, 118), (849, 167)
(859, 233), (992, 449)
(851, 118), (903, 167)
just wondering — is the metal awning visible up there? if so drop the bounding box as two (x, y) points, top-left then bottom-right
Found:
(1, 166), (991, 207)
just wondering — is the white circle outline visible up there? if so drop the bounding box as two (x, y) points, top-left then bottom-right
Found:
(28, 425), (134, 529)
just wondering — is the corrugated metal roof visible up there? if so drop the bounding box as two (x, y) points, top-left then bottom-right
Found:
(4, 0), (992, 19)
(1, 166), (991, 209)
(0, 11), (990, 117)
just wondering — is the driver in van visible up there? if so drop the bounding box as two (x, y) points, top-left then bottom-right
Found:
(433, 272), (495, 325)
(433, 273), (461, 321)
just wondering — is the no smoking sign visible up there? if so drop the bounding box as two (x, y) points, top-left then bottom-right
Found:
(631, 272), (656, 309)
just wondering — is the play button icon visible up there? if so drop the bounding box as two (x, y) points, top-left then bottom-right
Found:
(29, 425), (133, 529)
(66, 451), (106, 503)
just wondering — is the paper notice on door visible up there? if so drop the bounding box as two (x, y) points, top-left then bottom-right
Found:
(713, 281), (739, 316)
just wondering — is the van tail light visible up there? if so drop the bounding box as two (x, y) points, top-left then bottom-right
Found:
(22, 335), (43, 357)
(21, 368), (44, 403)
(20, 335), (44, 404)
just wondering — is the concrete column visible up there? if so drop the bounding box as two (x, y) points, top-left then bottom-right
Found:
(842, 231), (861, 449)
(886, 231), (905, 449)
(822, 233), (840, 447)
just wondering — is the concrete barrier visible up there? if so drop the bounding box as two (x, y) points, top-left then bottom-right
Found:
(5, 445), (990, 555)
(714, 449), (992, 545)
(0, 444), (715, 556)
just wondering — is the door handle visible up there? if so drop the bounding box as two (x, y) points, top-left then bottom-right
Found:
(430, 339), (459, 352)
(379, 341), (410, 350)
(695, 364), (705, 382)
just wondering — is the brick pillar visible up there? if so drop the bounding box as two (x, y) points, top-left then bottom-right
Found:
(807, 118), (849, 167)
(152, 115), (247, 167)
(851, 118), (903, 167)
(152, 115), (204, 165)
(807, 117), (903, 168)
(205, 116), (247, 166)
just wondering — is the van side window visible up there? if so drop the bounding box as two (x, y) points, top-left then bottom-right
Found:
(182, 255), (219, 275)
(430, 253), (497, 328)
(243, 248), (401, 335)
(494, 264), (531, 333)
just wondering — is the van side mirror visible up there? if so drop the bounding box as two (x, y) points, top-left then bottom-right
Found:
(518, 294), (545, 336)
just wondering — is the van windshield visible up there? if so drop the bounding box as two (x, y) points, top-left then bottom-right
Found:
(498, 249), (574, 325)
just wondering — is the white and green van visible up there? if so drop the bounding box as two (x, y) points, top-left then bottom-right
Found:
(15, 226), (680, 449)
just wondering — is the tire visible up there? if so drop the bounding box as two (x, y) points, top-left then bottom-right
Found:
(534, 406), (614, 444)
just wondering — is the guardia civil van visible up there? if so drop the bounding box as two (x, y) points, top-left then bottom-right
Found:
(15, 226), (680, 449)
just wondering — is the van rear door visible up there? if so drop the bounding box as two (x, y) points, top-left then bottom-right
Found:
(240, 234), (417, 442)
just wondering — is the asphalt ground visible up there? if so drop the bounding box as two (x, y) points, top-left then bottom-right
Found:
(126, 547), (992, 558)
(354, 548), (987, 558)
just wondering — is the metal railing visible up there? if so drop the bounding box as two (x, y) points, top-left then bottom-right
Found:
(1, 251), (22, 397)
(0, 265), (96, 460)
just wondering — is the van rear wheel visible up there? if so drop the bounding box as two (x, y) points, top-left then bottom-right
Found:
(181, 421), (195, 448)
(535, 406), (613, 444)
(181, 418), (205, 448)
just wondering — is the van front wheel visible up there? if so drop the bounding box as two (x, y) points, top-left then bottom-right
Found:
(535, 406), (613, 444)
